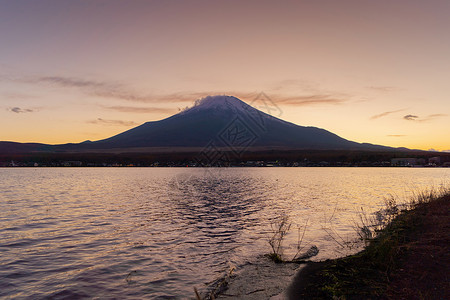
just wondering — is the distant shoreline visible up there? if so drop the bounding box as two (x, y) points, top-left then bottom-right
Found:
(1, 165), (449, 168)
(1, 148), (449, 168)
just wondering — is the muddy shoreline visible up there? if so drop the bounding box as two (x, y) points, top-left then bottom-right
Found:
(214, 190), (449, 299)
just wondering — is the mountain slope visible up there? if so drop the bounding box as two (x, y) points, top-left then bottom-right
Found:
(0, 95), (392, 153)
(86, 95), (385, 150)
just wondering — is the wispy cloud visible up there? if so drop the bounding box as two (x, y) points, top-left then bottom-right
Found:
(371, 109), (406, 120)
(102, 105), (176, 114)
(367, 86), (401, 93)
(11, 75), (157, 103)
(2, 92), (37, 100)
(275, 94), (347, 106)
(87, 118), (138, 126)
(38, 76), (159, 102)
(270, 79), (317, 92)
(426, 114), (447, 119)
(18, 75), (223, 104)
(6, 74), (356, 113)
(163, 92), (348, 108)
(7, 74), (352, 109)
(92, 89), (156, 102)
(142, 92), (214, 103)
(387, 134), (406, 137)
(36, 76), (108, 89)
(7, 107), (34, 113)
(403, 114), (419, 121)
(268, 79), (351, 106)
(403, 114), (447, 122)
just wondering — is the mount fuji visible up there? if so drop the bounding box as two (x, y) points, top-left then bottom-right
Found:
(0, 95), (390, 154)
(88, 95), (366, 150)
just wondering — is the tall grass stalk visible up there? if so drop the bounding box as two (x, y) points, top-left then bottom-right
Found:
(266, 216), (318, 263)
(267, 216), (291, 263)
(355, 185), (450, 246)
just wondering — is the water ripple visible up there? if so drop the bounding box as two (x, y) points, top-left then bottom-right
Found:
(0, 167), (448, 298)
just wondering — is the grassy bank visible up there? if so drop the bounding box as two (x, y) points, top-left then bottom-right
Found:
(287, 188), (450, 299)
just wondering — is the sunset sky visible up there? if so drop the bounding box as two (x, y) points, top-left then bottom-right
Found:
(1, 0), (449, 151)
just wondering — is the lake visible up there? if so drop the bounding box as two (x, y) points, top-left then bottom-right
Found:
(0, 167), (449, 299)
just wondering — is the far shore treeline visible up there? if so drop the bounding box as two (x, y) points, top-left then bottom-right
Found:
(1, 149), (449, 168)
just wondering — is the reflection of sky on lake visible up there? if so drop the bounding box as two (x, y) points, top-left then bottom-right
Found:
(0, 167), (448, 298)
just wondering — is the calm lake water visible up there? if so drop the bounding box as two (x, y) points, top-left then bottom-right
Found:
(0, 167), (449, 299)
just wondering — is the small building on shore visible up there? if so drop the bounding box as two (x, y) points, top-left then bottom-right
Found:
(391, 158), (417, 167)
(428, 157), (441, 165)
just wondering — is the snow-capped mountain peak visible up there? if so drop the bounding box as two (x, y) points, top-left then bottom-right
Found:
(180, 95), (255, 115)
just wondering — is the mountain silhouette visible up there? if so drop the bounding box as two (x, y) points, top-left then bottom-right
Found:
(0, 95), (390, 153)
(87, 95), (387, 151)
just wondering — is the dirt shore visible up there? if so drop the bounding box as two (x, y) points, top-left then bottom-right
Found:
(215, 258), (302, 299)
(286, 193), (450, 299)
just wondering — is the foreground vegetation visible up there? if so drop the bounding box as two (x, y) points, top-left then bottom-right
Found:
(287, 187), (450, 299)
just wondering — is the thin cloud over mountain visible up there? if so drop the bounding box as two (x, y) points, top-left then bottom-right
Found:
(275, 95), (347, 106)
(87, 118), (138, 126)
(9, 75), (224, 105)
(102, 105), (176, 114)
(270, 79), (317, 92)
(6, 74), (353, 110)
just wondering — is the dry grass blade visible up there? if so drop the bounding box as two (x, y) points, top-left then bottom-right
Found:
(267, 215), (291, 262)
